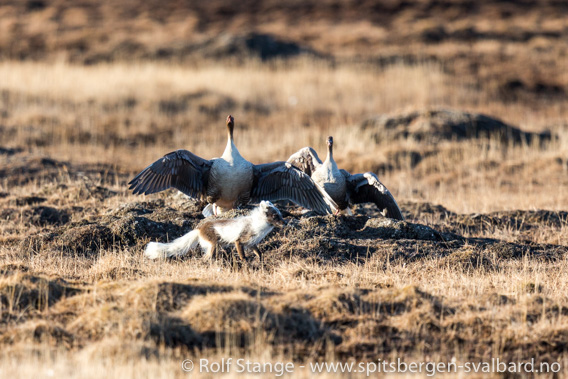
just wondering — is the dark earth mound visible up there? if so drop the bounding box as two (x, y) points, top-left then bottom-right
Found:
(0, 268), (83, 314)
(20, 199), (203, 256)
(1, 206), (69, 227)
(0, 150), (131, 187)
(16, 196), (567, 270)
(196, 33), (320, 61)
(400, 201), (568, 239)
(361, 109), (553, 145)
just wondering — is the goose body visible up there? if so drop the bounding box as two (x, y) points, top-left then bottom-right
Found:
(311, 145), (348, 207)
(208, 132), (254, 210)
(287, 136), (404, 220)
(129, 116), (337, 215)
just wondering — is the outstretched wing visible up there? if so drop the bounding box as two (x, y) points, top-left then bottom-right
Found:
(286, 147), (323, 176)
(128, 149), (212, 199)
(251, 162), (337, 215)
(344, 171), (404, 220)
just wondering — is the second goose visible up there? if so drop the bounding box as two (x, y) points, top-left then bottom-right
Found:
(287, 136), (404, 220)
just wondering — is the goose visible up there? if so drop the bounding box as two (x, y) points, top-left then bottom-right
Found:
(286, 136), (404, 220)
(129, 115), (337, 216)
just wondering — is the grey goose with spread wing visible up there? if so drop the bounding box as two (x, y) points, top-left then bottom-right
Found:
(129, 116), (337, 216)
(286, 136), (404, 220)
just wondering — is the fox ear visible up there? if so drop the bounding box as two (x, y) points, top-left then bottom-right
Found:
(260, 201), (269, 209)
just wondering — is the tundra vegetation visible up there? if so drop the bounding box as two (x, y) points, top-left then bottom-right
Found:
(0, 0), (567, 377)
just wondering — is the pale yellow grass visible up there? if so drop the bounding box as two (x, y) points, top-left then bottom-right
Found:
(0, 58), (465, 161)
(0, 59), (448, 108)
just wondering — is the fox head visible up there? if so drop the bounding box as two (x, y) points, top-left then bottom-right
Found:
(260, 201), (286, 227)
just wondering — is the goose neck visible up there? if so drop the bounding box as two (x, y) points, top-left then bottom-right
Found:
(222, 138), (238, 160)
(325, 144), (334, 162)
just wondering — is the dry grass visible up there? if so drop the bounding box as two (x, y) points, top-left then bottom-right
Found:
(1, 243), (568, 377)
(1, 1), (568, 376)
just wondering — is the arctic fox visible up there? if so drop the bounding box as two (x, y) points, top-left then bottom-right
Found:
(145, 201), (286, 262)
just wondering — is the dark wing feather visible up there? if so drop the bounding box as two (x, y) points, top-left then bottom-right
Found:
(251, 162), (337, 214)
(128, 149), (212, 199)
(286, 147), (322, 176)
(346, 172), (404, 220)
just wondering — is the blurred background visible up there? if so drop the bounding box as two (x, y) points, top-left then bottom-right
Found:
(0, 0), (567, 212)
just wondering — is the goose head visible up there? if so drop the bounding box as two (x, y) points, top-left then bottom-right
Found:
(226, 114), (235, 141)
(326, 135), (334, 160)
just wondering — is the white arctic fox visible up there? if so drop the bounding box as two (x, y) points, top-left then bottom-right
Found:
(145, 201), (286, 261)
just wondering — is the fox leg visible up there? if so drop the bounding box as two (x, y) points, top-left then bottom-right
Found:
(201, 240), (216, 261)
(234, 241), (246, 261)
(251, 246), (263, 261)
(211, 243), (218, 260)
(199, 223), (220, 261)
